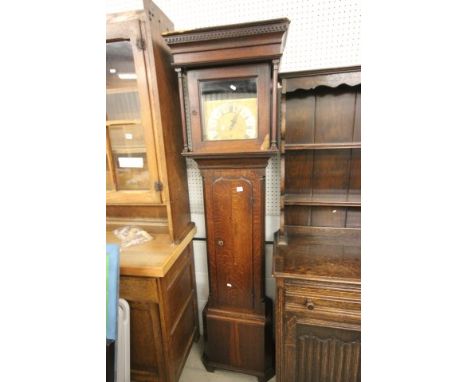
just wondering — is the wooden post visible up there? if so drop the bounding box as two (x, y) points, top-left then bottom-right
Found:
(271, 59), (280, 150)
(175, 67), (189, 152)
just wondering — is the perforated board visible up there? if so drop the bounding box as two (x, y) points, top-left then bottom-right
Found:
(107, 0), (361, 71)
(106, 0), (361, 217)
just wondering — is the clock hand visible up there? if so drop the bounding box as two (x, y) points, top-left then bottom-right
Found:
(229, 112), (240, 130)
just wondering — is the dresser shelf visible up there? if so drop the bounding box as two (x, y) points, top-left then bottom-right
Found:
(284, 193), (361, 207)
(284, 142), (361, 150)
(106, 119), (141, 126)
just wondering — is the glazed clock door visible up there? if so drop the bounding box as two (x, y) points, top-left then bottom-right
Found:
(211, 177), (254, 310)
(106, 20), (162, 205)
(186, 63), (271, 154)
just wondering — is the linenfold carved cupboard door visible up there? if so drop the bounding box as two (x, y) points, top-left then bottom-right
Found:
(283, 314), (361, 382)
(106, 19), (162, 205)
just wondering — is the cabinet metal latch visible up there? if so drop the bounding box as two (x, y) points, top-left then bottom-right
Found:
(136, 38), (146, 50)
(154, 181), (163, 191)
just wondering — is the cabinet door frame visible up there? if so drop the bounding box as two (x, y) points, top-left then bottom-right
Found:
(282, 312), (361, 382)
(106, 20), (162, 205)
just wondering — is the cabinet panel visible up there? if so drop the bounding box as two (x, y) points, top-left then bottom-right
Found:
(285, 206), (361, 229)
(314, 87), (357, 143)
(284, 151), (314, 195)
(285, 149), (360, 198)
(283, 315), (361, 382)
(211, 177), (254, 310)
(295, 324), (361, 382)
(128, 301), (164, 382)
(169, 294), (197, 378)
(165, 253), (193, 329)
(284, 92), (315, 144)
(285, 86), (360, 145)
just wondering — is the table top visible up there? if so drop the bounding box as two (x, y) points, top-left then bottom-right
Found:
(106, 223), (196, 278)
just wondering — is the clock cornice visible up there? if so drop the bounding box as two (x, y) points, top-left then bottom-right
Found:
(163, 18), (290, 68)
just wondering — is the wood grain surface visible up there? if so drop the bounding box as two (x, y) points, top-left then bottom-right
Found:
(106, 223), (196, 277)
(275, 67), (361, 382)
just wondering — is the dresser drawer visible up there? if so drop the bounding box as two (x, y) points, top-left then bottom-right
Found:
(284, 281), (360, 321)
(120, 276), (159, 303)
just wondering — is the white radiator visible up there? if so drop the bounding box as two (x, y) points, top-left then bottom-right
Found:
(117, 298), (130, 382)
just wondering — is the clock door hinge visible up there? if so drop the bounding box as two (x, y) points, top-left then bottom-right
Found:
(136, 38), (146, 50)
(154, 181), (163, 192)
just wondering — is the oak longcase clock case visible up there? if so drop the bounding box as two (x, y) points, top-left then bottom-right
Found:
(164, 18), (290, 382)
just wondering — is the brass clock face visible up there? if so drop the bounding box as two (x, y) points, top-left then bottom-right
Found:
(199, 77), (258, 142)
(203, 98), (258, 141)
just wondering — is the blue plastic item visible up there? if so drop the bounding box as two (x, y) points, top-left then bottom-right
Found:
(106, 244), (120, 341)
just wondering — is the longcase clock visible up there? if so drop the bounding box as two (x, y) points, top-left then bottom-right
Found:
(164, 19), (289, 382)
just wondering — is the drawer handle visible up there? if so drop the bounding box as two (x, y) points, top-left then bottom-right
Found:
(305, 299), (315, 310)
(217, 240), (224, 246)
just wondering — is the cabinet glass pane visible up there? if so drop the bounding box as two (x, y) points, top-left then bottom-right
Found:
(106, 40), (141, 120)
(106, 40), (150, 191)
(200, 78), (258, 141)
(108, 124), (150, 190)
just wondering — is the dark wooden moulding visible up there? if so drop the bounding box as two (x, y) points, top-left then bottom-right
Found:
(164, 18), (290, 382)
(274, 66), (361, 382)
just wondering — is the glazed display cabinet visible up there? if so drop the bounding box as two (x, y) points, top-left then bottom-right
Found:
(106, 0), (191, 244)
(106, 2), (199, 382)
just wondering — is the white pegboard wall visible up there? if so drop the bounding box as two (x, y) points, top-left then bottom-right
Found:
(266, 154), (281, 216)
(106, 0), (361, 217)
(155, 0), (360, 71)
(107, 0), (361, 71)
(186, 158), (204, 214)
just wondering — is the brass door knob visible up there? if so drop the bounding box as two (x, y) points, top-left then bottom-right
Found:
(217, 240), (224, 246)
(305, 299), (315, 310)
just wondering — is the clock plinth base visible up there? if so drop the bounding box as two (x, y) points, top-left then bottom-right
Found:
(202, 299), (275, 381)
